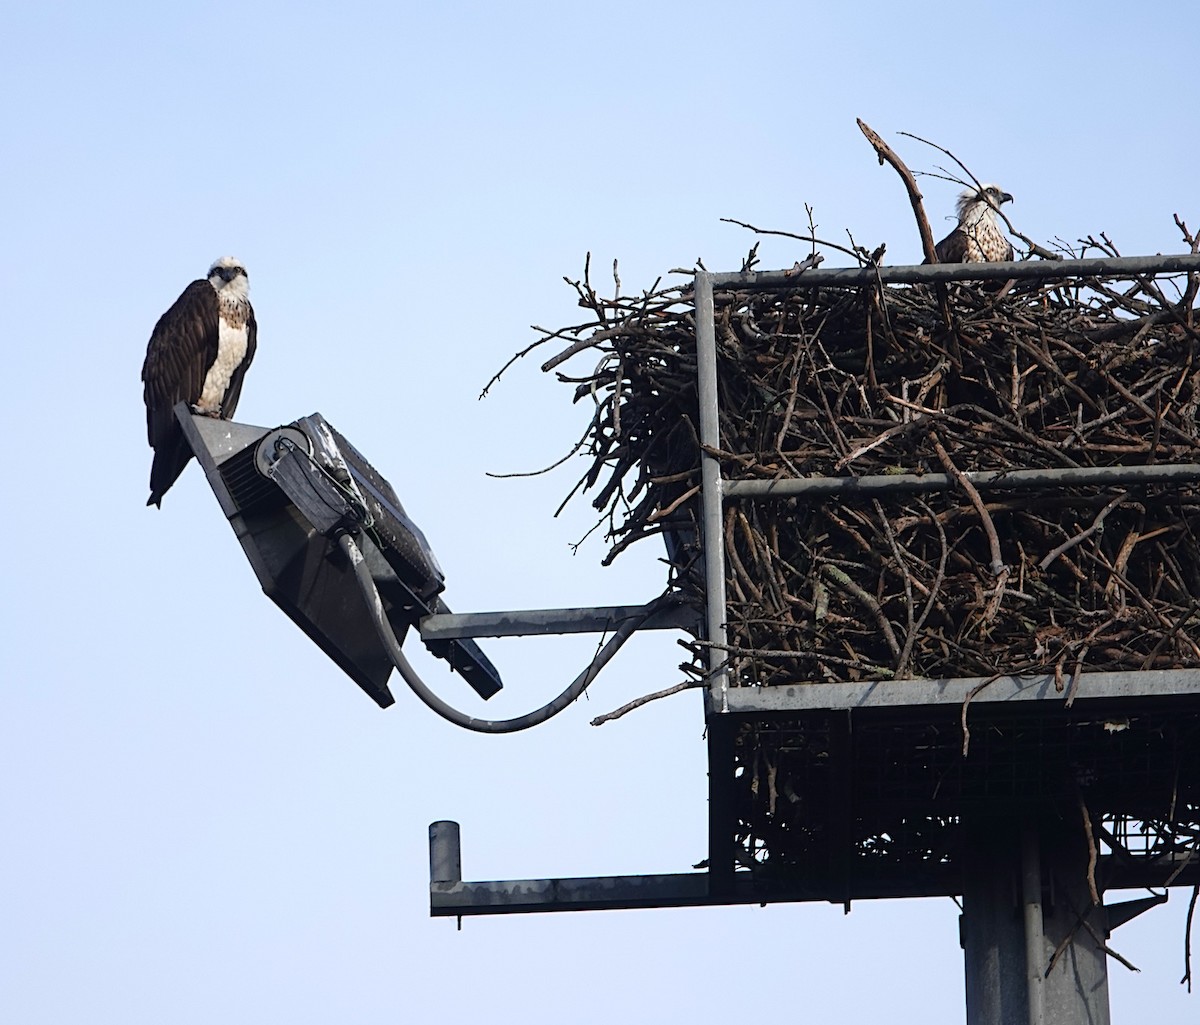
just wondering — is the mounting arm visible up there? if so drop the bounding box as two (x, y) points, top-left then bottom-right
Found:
(339, 532), (679, 733)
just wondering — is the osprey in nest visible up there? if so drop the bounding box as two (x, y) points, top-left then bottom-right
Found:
(141, 257), (257, 507)
(933, 184), (1014, 263)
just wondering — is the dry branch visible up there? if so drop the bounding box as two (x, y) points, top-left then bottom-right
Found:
(858, 119), (938, 263)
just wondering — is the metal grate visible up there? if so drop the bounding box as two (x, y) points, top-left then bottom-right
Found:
(728, 701), (1200, 889)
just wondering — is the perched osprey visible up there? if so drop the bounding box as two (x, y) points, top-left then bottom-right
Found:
(141, 257), (257, 507)
(933, 184), (1014, 263)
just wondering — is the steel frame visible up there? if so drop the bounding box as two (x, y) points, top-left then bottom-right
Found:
(693, 252), (1200, 717)
(427, 255), (1200, 937)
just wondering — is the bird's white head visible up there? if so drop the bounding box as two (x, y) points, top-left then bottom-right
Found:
(207, 256), (249, 299)
(955, 184), (1013, 224)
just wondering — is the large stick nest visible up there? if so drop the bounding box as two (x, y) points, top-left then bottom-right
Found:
(535, 242), (1200, 689)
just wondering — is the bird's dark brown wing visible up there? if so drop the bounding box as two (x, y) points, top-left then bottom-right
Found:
(934, 228), (970, 263)
(141, 279), (219, 506)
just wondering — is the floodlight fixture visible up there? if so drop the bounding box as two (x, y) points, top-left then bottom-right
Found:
(176, 405), (503, 708)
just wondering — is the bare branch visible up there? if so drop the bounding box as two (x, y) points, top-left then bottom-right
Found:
(858, 119), (939, 262)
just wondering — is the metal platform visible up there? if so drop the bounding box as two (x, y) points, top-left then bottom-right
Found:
(707, 673), (1200, 898)
(425, 253), (1200, 1025)
(432, 672), (1200, 915)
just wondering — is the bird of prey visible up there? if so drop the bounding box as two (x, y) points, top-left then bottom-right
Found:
(141, 257), (257, 507)
(933, 184), (1014, 263)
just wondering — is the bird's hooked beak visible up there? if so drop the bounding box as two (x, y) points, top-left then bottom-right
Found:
(1000, 191), (1014, 205)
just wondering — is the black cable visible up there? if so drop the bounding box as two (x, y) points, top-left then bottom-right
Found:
(338, 532), (673, 733)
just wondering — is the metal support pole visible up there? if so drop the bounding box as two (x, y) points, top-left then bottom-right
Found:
(429, 821), (462, 884)
(1021, 825), (1046, 1025)
(963, 821), (1032, 1023)
(705, 719), (737, 895)
(694, 271), (729, 713)
(963, 815), (1111, 1025)
(1039, 823), (1111, 1025)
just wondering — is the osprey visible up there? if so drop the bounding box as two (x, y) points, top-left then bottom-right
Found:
(933, 184), (1014, 263)
(141, 257), (257, 507)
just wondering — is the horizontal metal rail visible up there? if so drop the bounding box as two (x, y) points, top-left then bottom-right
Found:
(724, 462), (1200, 500)
(720, 667), (1200, 715)
(420, 602), (697, 640)
(430, 862), (1196, 916)
(708, 252), (1200, 290)
(430, 868), (956, 916)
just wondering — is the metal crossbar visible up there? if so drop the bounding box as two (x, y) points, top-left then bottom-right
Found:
(707, 252), (1200, 290)
(724, 462), (1200, 499)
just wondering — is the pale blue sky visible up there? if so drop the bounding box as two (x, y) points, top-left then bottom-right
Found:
(3, 2), (1197, 1021)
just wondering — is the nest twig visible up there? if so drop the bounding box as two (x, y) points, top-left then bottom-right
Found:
(533, 240), (1200, 691)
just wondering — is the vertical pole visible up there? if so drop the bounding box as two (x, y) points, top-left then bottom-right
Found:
(694, 271), (729, 714)
(706, 718), (737, 895)
(429, 820), (462, 884)
(1020, 824), (1046, 1025)
(1039, 815), (1111, 1025)
(962, 814), (1111, 1025)
(963, 818), (1033, 1024)
(833, 710), (854, 911)
(696, 271), (735, 899)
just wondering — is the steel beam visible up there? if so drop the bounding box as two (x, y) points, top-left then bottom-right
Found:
(719, 667), (1200, 715)
(695, 271), (730, 715)
(708, 253), (1200, 290)
(724, 462), (1200, 500)
(419, 602), (697, 640)
(963, 817), (1112, 1025)
(430, 858), (1195, 919)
